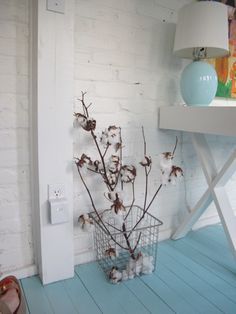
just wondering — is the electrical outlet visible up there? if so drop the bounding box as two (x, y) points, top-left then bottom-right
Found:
(47, 0), (65, 14)
(48, 184), (65, 199)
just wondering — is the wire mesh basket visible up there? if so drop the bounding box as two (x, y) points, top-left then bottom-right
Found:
(90, 205), (163, 281)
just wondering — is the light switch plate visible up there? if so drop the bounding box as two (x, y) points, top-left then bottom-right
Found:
(47, 0), (65, 14)
(49, 198), (69, 224)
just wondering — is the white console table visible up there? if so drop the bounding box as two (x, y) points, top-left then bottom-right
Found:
(159, 106), (236, 258)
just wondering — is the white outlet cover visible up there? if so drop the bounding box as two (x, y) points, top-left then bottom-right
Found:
(48, 183), (65, 200)
(47, 0), (65, 14)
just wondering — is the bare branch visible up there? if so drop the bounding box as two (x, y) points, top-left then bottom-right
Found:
(142, 126), (146, 155)
(105, 221), (123, 233)
(91, 130), (113, 191)
(172, 136), (178, 156)
(76, 164), (128, 250)
(133, 232), (142, 252)
(124, 181), (135, 221)
(127, 184), (162, 239)
(122, 222), (136, 259)
(102, 144), (110, 158)
(142, 127), (149, 210)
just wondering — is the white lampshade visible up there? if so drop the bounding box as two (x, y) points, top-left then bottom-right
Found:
(174, 1), (229, 59)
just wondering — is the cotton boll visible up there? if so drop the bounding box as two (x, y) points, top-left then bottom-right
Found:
(105, 190), (125, 203)
(127, 269), (135, 279)
(161, 171), (171, 185)
(78, 213), (94, 231)
(100, 126), (121, 150)
(122, 270), (129, 281)
(109, 267), (122, 284)
(159, 152), (173, 171)
(142, 255), (154, 274)
(120, 165), (136, 183)
(134, 262), (142, 276)
(134, 254), (143, 276)
(140, 156), (152, 167)
(127, 257), (136, 272)
(107, 172), (117, 186)
(105, 247), (117, 259)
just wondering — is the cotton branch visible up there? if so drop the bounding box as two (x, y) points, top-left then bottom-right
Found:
(77, 92), (113, 192)
(172, 136), (178, 156)
(76, 162), (128, 251)
(75, 92), (182, 263)
(127, 137), (179, 239)
(124, 181), (135, 221)
(142, 127), (149, 211)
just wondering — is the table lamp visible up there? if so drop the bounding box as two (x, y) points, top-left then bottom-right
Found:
(174, 1), (229, 106)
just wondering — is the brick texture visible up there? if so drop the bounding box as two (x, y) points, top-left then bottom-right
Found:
(73, 0), (191, 263)
(0, 0), (33, 276)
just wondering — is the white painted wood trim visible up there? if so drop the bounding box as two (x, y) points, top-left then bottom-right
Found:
(30, 0), (74, 284)
(29, 0), (41, 278)
(0, 265), (38, 281)
(159, 106), (236, 136)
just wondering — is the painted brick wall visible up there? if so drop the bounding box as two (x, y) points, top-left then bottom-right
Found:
(73, 0), (193, 264)
(0, 0), (34, 276)
(1, 0), (234, 275)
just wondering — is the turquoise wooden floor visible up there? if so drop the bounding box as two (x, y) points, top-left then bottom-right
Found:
(21, 224), (236, 313)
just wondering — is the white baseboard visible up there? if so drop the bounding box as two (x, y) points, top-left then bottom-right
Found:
(159, 215), (220, 242)
(192, 215), (220, 231)
(0, 264), (37, 280)
(1, 216), (221, 280)
(74, 250), (96, 266)
(159, 228), (173, 241)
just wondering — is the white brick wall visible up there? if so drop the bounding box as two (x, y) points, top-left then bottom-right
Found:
(1, 0), (234, 274)
(73, 0), (192, 264)
(0, 0), (33, 276)
(73, 0), (236, 265)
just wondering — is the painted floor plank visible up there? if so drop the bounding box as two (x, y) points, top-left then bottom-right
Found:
(159, 245), (236, 313)
(21, 276), (54, 314)
(162, 240), (236, 303)
(187, 229), (236, 272)
(76, 263), (150, 314)
(155, 263), (220, 314)
(141, 269), (197, 314)
(200, 224), (232, 250)
(21, 224), (236, 314)
(43, 280), (78, 314)
(168, 237), (236, 288)
(124, 276), (174, 314)
(63, 274), (102, 314)
(19, 280), (30, 314)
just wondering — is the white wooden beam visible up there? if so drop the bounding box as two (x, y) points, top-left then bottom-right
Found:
(30, 0), (74, 284)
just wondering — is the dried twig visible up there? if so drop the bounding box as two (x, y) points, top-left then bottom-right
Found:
(172, 136), (178, 156)
(76, 92), (181, 260)
(124, 181), (135, 221)
(127, 137), (178, 239)
(76, 163), (128, 251)
(142, 127), (148, 210)
(133, 232), (142, 252)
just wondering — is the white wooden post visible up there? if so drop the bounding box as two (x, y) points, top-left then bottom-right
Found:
(30, 0), (74, 284)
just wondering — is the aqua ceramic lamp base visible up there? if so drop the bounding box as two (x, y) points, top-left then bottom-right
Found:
(180, 61), (218, 106)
